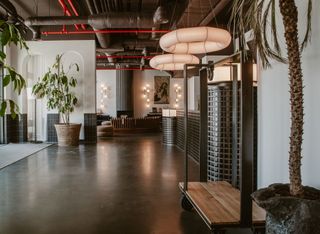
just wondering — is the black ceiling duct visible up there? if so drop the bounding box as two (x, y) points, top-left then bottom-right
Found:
(24, 7), (169, 48)
(0, 0), (18, 20)
(25, 10), (168, 28)
(88, 12), (156, 29)
(0, 0), (32, 37)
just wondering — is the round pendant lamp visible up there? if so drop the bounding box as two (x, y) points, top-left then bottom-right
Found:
(159, 26), (231, 54)
(149, 54), (200, 71)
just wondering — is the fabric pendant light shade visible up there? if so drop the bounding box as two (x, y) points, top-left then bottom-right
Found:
(159, 26), (231, 54)
(149, 54), (200, 71)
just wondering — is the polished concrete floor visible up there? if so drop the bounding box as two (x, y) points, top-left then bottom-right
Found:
(0, 134), (210, 234)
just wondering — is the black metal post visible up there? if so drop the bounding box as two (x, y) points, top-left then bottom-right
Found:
(0, 43), (5, 144)
(199, 68), (208, 182)
(183, 64), (188, 191)
(239, 53), (254, 227)
(34, 99), (37, 142)
(232, 65), (239, 187)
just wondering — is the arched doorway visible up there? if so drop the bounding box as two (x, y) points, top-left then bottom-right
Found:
(21, 54), (45, 141)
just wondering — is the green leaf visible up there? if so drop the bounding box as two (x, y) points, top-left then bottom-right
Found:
(3, 75), (10, 87)
(73, 97), (78, 105)
(1, 26), (10, 46)
(8, 100), (17, 119)
(0, 51), (6, 60)
(0, 101), (7, 116)
(62, 76), (68, 84)
(8, 24), (14, 38)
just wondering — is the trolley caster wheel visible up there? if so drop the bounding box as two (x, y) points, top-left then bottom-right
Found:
(180, 195), (193, 211)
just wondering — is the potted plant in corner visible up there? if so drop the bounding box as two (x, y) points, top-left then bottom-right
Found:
(32, 54), (81, 146)
(231, 0), (320, 233)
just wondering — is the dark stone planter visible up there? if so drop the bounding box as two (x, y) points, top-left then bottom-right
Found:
(252, 184), (320, 234)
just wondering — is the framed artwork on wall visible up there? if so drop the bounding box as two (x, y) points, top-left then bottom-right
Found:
(154, 76), (170, 104)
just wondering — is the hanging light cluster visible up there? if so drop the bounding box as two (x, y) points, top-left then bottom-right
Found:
(149, 26), (231, 71)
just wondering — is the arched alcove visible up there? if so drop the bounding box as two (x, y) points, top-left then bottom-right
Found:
(21, 54), (45, 141)
(61, 51), (85, 139)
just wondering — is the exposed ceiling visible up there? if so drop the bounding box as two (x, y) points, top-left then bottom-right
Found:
(4, 0), (233, 70)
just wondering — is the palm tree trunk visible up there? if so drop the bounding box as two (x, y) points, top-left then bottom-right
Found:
(279, 0), (304, 197)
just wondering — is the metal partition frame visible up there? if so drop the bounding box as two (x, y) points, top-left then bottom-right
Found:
(183, 63), (212, 191)
(183, 52), (255, 227)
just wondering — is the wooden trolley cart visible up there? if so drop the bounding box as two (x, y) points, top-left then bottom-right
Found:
(179, 52), (266, 234)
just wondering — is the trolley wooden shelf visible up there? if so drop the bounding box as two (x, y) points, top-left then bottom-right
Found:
(179, 181), (265, 230)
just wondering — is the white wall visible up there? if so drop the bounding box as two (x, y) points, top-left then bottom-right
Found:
(188, 76), (200, 111)
(96, 70), (117, 117)
(7, 40), (96, 141)
(258, 1), (320, 188)
(133, 70), (184, 117)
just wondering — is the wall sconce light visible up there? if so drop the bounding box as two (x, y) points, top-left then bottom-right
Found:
(143, 84), (151, 108)
(100, 84), (112, 111)
(174, 84), (181, 108)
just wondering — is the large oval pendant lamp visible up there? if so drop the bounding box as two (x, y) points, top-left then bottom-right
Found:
(159, 26), (231, 54)
(149, 54), (199, 71)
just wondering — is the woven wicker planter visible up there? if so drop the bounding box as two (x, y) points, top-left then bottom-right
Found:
(54, 123), (81, 146)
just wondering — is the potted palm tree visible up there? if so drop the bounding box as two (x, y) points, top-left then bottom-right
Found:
(32, 54), (81, 146)
(231, 0), (320, 233)
(0, 20), (27, 118)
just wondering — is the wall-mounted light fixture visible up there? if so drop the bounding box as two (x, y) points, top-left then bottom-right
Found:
(143, 84), (151, 108)
(174, 84), (182, 108)
(100, 84), (112, 112)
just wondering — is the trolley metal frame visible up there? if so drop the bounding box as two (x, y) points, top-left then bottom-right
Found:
(180, 52), (264, 233)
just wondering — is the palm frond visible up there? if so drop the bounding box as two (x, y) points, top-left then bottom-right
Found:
(229, 0), (313, 68)
(301, 0), (312, 50)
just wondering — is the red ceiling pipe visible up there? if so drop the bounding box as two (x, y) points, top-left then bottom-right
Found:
(42, 29), (170, 35)
(96, 67), (156, 71)
(58, 0), (79, 30)
(67, 0), (86, 30)
(96, 55), (154, 60)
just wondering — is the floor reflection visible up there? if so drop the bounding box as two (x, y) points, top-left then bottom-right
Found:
(0, 134), (209, 234)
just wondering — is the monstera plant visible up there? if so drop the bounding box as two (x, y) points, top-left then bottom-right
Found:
(231, 0), (320, 233)
(0, 20), (28, 118)
(32, 54), (81, 146)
